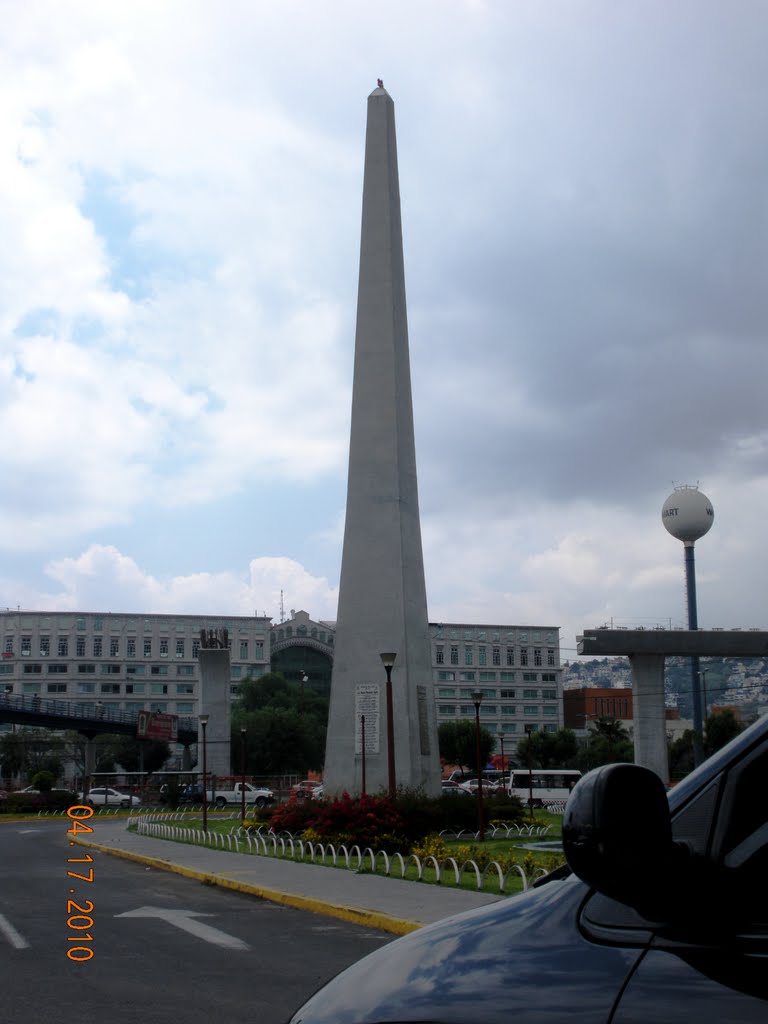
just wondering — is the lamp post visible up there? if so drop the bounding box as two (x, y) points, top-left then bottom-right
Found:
(472, 689), (485, 842)
(524, 724), (535, 819)
(699, 669), (709, 720)
(200, 714), (209, 833)
(380, 652), (397, 798)
(240, 726), (247, 827)
(497, 732), (506, 793)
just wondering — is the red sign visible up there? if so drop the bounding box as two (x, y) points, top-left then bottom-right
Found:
(137, 711), (178, 741)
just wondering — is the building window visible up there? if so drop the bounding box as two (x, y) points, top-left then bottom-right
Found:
(150, 666), (168, 676)
(231, 666), (242, 678)
(437, 671), (456, 681)
(541, 673), (557, 682)
(523, 688), (538, 699)
(149, 702), (167, 712)
(4, 636), (13, 654)
(547, 649), (556, 666)
(478, 646), (487, 666)
(176, 683), (195, 695)
(450, 646), (459, 665)
(480, 705), (497, 715)
(492, 647), (501, 666)
(176, 638), (185, 658)
(125, 683), (145, 694)
(0, 665), (12, 675)
(500, 689), (516, 699)
(192, 640), (200, 657)
(523, 706), (539, 715)
(520, 649), (528, 666)
(143, 639), (152, 657)
(77, 682), (95, 693)
(151, 684), (168, 695)
(126, 665), (145, 675)
(543, 706), (557, 716)
(78, 664), (95, 674)
(47, 683), (67, 693)
(459, 671), (476, 682)
(100, 665), (120, 675)
(23, 664), (42, 674)
(101, 684), (120, 694)
(127, 637), (136, 658)
(40, 636), (50, 656)
(75, 636), (86, 657)
(499, 671), (515, 682)
(93, 617), (103, 631)
(176, 702), (194, 714)
(525, 723), (539, 733)
(21, 636), (31, 656)
(23, 683), (41, 694)
(435, 645), (444, 665)
(57, 636), (68, 656)
(93, 638), (102, 657)
(534, 648), (542, 666)
(479, 671), (496, 682)
(506, 648), (514, 666)
(110, 637), (119, 657)
(438, 687), (455, 697)
(160, 638), (169, 657)
(543, 723), (557, 733)
(459, 705), (474, 715)
(48, 664), (68, 673)
(254, 640), (264, 658)
(76, 617), (86, 631)
(523, 673), (538, 682)
(239, 640), (248, 659)
(176, 665), (194, 676)
(542, 689), (557, 700)
(501, 706), (517, 715)
(438, 705), (456, 715)
(502, 723), (518, 733)
(464, 646), (473, 665)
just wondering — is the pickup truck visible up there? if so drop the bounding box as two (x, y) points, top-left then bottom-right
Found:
(207, 782), (274, 809)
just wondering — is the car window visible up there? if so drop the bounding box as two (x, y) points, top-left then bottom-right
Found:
(718, 748), (768, 923)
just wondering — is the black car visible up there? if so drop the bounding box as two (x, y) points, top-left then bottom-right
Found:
(288, 714), (768, 1023)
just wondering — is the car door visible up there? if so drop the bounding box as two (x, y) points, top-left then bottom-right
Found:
(611, 740), (768, 1022)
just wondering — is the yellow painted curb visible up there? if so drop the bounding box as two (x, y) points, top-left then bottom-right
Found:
(75, 837), (422, 937)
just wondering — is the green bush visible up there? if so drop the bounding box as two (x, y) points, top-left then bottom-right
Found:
(0, 790), (78, 814)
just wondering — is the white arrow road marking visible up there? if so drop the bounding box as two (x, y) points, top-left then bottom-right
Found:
(0, 914), (30, 949)
(115, 906), (249, 949)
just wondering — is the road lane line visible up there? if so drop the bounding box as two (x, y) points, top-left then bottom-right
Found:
(0, 914), (30, 949)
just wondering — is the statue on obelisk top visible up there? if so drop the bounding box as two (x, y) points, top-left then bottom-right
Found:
(323, 85), (441, 797)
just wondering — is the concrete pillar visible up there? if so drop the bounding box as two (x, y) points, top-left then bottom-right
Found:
(323, 85), (441, 797)
(629, 654), (669, 784)
(197, 648), (232, 781)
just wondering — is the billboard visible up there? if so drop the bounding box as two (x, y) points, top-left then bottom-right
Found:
(136, 711), (178, 742)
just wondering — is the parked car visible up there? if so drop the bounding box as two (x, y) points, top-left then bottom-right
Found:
(78, 786), (143, 808)
(292, 780), (324, 800)
(441, 780), (470, 796)
(288, 713), (768, 1023)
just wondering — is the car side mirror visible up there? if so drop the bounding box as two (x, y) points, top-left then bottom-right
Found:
(563, 763), (676, 918)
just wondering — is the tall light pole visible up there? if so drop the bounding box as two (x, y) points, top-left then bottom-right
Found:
(472, 689), (485, 842)
(524, 724), (535, 819)
(200, 714), (209, 833)
(699, 668), (709, 721)
(240, 726), (247, 827)
(380, 652), (397, 798)
(662, 485), (714, 767)
(497, 732), (506, 793)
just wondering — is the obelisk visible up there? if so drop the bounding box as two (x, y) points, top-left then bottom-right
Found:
(323, 84), (441, 798)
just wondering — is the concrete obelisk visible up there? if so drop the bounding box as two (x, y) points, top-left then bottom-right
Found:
(323, 84), (441, 797)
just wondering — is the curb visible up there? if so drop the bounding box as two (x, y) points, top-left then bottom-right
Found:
(75, 837), (422, 936)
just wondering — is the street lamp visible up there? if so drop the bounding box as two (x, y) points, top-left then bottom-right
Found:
(497, 732), (506, 793)
(524, 724), (535, 819)
(199, 714), (209, 833)
(698, 669), (709, 720)
(380, 652), (397, 798)
(240, 726), (247, 827)
(472, 689), (485, 842)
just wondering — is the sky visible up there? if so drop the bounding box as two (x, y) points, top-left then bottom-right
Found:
(2, 1), (767, 663)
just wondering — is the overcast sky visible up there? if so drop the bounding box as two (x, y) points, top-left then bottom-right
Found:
(2, 1), (767, 662)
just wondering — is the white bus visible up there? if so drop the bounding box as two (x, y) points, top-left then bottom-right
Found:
(507, 769), (582, 807)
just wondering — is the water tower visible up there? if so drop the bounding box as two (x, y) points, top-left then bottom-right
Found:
(662, 485), (714, 764)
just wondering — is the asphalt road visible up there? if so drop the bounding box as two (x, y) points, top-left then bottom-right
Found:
(1, 819), (392, 1024)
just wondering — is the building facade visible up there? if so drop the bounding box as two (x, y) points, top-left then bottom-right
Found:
(0, 610), (271, 717)
(0, 609), (563, 755)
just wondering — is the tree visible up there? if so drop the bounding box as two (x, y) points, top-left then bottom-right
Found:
(517, 729), (579, 769)
(704, 709), (742, 755)
(0, 728), (64, 782)
(438, 720), (495, 774)
(232, 672), (329, 774)
(575, 718), (634, 773)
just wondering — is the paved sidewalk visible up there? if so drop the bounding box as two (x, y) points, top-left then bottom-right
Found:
(78, 819), (505, 935)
